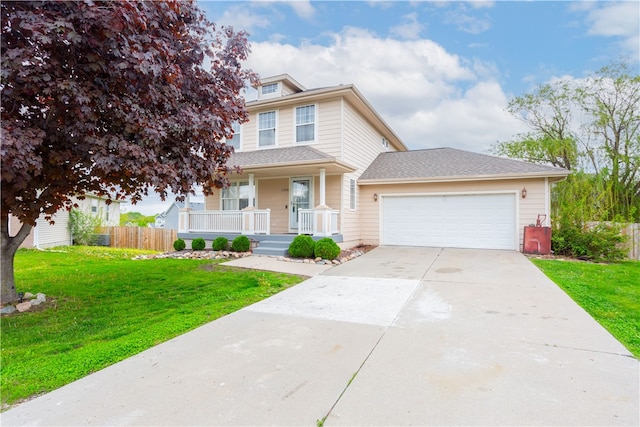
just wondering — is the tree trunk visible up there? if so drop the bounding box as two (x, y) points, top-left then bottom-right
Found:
(1, 213), (32, 305)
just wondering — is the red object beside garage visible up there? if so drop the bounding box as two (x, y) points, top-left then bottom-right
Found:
(523, 226), (552, 255)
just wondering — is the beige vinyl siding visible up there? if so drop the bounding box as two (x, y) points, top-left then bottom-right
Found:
(342, 100), (389, 172)
(358, 178), (548, 250)
(313, 98), (342, 157)
(278, 107), (293, 148)
(312, 174), (341, 208)
(339, 99), (393, 246)
(205, 193), (221, 210)
(239, 112), (257, 152)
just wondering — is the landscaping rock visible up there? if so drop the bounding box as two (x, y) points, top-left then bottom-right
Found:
(133, 250), (252, 261)
(16, 301), (32, 312)
(36, 293), (46, 302)
(24, 292), (34, 299)
(1, 306), (16, 315)
(30, 299), (42, 306)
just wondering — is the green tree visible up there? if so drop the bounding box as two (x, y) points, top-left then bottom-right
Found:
(120, 212), (157, 227)
(1, 1), (256, 304)
(494, 61), (640, 222)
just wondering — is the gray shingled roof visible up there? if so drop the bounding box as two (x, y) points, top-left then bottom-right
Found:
(359, 148), (569, 181)
(228, 146), (333, 168)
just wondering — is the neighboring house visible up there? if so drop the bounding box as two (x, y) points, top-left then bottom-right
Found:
(11, 194), (121, 249)
(163, 201), (204, 230)
(154, 212), (167, 228)
(178, 74), (569, 253)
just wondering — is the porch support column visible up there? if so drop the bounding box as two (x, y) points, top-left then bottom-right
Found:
(318, 168), (327, 208)
(242, 173), (256, 235)
(248, 174), (255, 208)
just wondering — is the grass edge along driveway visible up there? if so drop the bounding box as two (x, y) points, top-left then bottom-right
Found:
(1, 247), (306, 409)
(531, 258), (640, 359)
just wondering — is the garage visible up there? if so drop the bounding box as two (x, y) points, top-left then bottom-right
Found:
(381, 193), (517, 250)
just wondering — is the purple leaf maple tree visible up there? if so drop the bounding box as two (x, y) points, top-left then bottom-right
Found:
(1, 1), (257, 303)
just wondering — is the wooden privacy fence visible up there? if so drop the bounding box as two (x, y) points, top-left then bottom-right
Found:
(99, 226), (176, 252)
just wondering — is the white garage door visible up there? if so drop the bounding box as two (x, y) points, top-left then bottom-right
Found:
(382, 194), (517, 250)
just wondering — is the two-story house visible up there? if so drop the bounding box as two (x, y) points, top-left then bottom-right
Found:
(178, 75), (569, 255)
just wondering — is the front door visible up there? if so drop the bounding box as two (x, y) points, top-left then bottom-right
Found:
(290, 177), (312, 230)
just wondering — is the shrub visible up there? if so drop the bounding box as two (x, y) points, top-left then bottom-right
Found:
(191, 238), (206, 251)
(69, 208), (103, 246)
(232, 235), (251, 252)
(173, 238), (186, 251)
(288, 235), (315, 258)
(552, 221), (627, 262)
(314, 238), (341, 260)
(212, 236), (228, 251)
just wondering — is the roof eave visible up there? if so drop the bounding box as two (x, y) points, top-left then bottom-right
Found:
(234, 158), (357, 173)
(358, 171), (571, 185)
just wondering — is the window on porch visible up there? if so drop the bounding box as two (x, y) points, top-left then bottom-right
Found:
(222, 181), (255, 210)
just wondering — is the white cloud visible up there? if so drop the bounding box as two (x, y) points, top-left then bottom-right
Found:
(445, 9), (492, 35)
(366, 1), (394, 9)
(215, 4), (272, 34)
(390, 12), (424, 40)
(286, 0), (316, 20)
(585, 2), (640, 60)
(468, 1), (495, 10)
(245, 27), (527, 153)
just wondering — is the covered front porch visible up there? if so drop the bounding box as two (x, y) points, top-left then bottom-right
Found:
(178, 146), (356, 237)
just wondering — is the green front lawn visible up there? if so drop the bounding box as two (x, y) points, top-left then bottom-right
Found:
(531, 258), (640, 358)
(1, 247), (305, 408)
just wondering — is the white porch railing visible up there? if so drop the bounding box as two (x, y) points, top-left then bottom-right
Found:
(298, 209), (339, 236)
(180, 209), (270, 235)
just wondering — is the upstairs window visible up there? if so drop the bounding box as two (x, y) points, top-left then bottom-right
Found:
(258, 111), (276, 147)
(295, 105), (316, 143)
(382, 137), (389, 151)
(227, 122), (241, 150)
(261, 83), (278, 95)
(91, 199), (98, 214)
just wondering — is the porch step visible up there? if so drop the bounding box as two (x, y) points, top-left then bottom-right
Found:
(253, 240), (291, 256)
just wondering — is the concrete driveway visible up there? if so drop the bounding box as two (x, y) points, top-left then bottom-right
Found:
(3, 247), (638, 426)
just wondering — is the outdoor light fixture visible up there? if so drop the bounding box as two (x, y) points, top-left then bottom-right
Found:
(373, 193), (378, 202)
(521, 187), (527, 199)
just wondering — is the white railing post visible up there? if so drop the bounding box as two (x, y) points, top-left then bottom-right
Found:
(242, 207), (255, 235)
(178, 208), (190, 233)
(312, 206), (332, 237)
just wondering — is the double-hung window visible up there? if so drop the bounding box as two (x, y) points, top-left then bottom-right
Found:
(221, 181), (254, 210)
(258, 111), (276, 147)
(295, 105), (316, 143)
(226, 122), (241, 150)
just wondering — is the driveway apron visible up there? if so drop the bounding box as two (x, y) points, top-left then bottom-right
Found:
(2, 247), (638, 426)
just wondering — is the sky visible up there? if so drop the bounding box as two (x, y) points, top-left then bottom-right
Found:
(129, 0), (639, 215)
